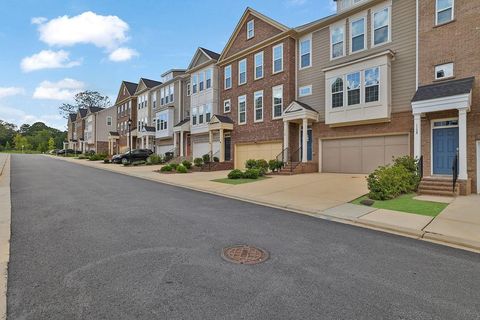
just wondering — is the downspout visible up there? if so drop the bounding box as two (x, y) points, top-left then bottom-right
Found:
(416, 0), (419, 90)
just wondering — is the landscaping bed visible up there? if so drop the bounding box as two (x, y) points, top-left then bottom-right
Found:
(212, 177), (269, 185)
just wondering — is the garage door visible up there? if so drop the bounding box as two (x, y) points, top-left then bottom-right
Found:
(235, 142), (282, 169)
(192, 134), (220, 159)
(157, 144), (174, 156)
(322, 135), (409, 174)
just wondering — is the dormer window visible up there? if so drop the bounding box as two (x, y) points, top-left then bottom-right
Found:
(247, 20), (254, 39)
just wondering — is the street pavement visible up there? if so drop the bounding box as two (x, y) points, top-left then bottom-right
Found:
(7, 155), (480, 319)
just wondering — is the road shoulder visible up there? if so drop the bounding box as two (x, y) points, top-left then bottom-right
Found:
(0, 154), (11, 320)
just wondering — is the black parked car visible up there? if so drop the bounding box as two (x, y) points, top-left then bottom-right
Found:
(112, 149), (153, 164)
(57, 149), (81, 155)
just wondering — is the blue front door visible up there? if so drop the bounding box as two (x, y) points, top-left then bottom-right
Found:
(433, 127), (459, 175)
(300, 129), (313, 161)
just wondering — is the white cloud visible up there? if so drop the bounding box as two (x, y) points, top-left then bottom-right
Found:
(285, 0), (307, 7)
(0, 87), (25, 98)
(33, 78), (85, 101)
(20, 50), (81, 72)
(0, 105), (65, 130)
(36, 11), (130, 50)
(31, 16), (47, 25)
(108, 47), (138, 62)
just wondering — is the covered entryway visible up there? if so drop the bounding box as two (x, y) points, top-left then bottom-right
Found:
(235, 142), (282, 169)
(432, 121), (459, 175)
(321, 135), (409, 174)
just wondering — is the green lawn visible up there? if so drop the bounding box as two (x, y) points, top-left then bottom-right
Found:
(351, 193), (449, 217)
(212, 177), (269, 185)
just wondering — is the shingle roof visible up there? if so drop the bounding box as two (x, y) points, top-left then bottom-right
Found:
(88, 106), (104, 113)
(124, 81), (138, 95)
(141, 78), (162, 88)
(200, 47), (221, 61)
(174, 118), (190, 127)
(412, 77), (475, 102)
(78, 108), (88, 118)
(109, 131), (119, 136)
(69, 113), (77, 122)
(287, 100), (317, 113)
(214, 115), (234, 124)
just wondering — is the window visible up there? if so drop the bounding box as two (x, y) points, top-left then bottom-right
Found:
(224, 100), (231, 113)
(365, 67), (380, 103)
(198, 105), (204, 124)
(158, 112), (168, 131)
(299, 36), (311, 69)
(224, 65), (232, 89)
(192, 107), (197, 125)
(156, 118), (160, 131)
(160, 88), (165, 105)
(247, 20), (254, 39)
(331, 77), (344, 108)
(373, 7), (390, 46)
(347, 72), (361, 106)
(273, 44), (283, 73)
(165, 86), (170, 104)
(299, 85), (312, 97)
(152, 93), (157, 108)
(106, 116), (112, 126)
(192, 74), (198, 94)
(238, 59), (247, 85)
(254, 52), (264, 80)
(331, 24), (345, 59)
(254, 90), (263, 122)
(187, 83), (191, 96)
(238, 95), (246, 124)
(169, 84), (174, 102)
(205, 69), (212, 89)
(350, 17), (365, 53)
(272, 85), (283, 119)
(205, 104), (212, 123)
(436, 0), (454, 25)
(199, 72), (204, 91)
(435, 63), (454, 80)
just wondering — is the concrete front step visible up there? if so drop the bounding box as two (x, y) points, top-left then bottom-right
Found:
(418, 175), (459, 196)
(418, 184), (457, 191)
(417, 189), (456, 197)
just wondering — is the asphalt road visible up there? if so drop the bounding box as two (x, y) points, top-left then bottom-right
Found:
(7, 155), (480, 319)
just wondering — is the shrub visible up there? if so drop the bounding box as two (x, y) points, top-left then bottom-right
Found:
(182, 160), (192, 169)
(77, 154), (88, 159)
(213, 156), (219, 162)
(88, 153), (107, 161)
(194, 157), (203, 167)
(269, 159), (283, 172)
(147, 154), (162, 165)
(103, 159), (110, 164)
(170, 162), (178, 170)
(228, 169), (244, 179)
(202, 153), (210, 163)
(160, 164), (173, 172)
(245, 159), (257, 169)
(243, 168), (260, 179)
(393, 155), (421, 191)
(176, 164), (188, 173)
(256, 159), (269, 174)
(367, 165), (412, 200)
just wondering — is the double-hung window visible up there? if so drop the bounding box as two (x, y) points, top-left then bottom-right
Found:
(192, 107), (198, 125)
(272, 85), (283, 119)
(224, 99), (231, 113)
(299, 36), (311, 69)
(254, 90), (263, 122)
(436, 0), (454, 25)
(238, 95), (246, 124)
(187, 83), (191, 96)
(198, 105), (204, 124)
(152, 94), (157, 109)
(238, 59), (247, 85)
(224, 65), (232, 89)
(160, 88), (165, 105)
(247, 20), (254, 39)
(107, 116), (112, 126)
(169, 84), (174, 102)
(365, 67), (380, 103)
(350, 17), (365, 53)
(331, 24), (345, 59)
(331, 77), (344, 108)
(205, 104), (212, 123)
(199, 72), (204, 91)
(192, 74), (198, 94)
(273, 44), (283, 73)
(254, 52), (263, 80)
(373, 7), (390, 46)
(165, 86), (170, 104)
(205, 69), (212, 89)
(347, 72), (361, 106)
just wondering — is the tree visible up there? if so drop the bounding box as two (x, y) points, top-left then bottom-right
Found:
(13, 134), (30, 151)
(5, 141), (11, 150)
(48, 137), (55, 150)
(0, 120), (17, 147)
(59, 90), (111, 119)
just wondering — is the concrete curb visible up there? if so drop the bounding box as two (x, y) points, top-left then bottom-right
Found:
(48, 155), (480, 254)
(0, 155), (11, 320)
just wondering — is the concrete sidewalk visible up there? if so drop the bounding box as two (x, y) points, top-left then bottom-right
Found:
(0, 154), (11, 320)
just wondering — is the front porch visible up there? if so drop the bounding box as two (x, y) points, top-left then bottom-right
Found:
(138, 126), (156, 151)
(207, 115), (234, 163)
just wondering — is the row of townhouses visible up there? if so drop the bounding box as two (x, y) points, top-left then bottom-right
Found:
(67, 0), (480, 195)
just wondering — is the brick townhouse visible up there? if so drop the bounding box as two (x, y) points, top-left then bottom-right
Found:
(111, 81), (138, 154)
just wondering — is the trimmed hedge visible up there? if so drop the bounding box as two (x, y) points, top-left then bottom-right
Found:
(228, 169), (244, 179)
(243, 168), (260, 179)
(194, 157), (203, 167)
(176, 165), (188, 173)
(182, 160), (192, 169)
(160, 164), (173, 172)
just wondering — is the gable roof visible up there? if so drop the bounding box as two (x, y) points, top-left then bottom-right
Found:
(69, 113), (77, 122)
(285, 100), (317, 113)
(200, 47), (220, 60)
(412, 77), (475, 102)
(124, 81), (138, 96)
(174, 118), (190, 127)
(218, 7), (290, 62)
(211, 114), (234, 124)
(187, 47), (221, 71)
(88, 106), (104, 114)
(78, 108), (88, 118)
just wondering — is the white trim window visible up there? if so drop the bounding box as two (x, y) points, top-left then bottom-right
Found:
(331, 77), (344, 108)
(299, 36), (312, 69)
(192, 74), (198, 94)
(365, 67), (380, 103)
(165, 86), (170, 104)
(199, 72), (205, 91)
(331, 23), (345, 59)
(435, 62), (454, 80)
(238, 95), (247, 124)
(224, 65), (232, 89)
(224, 99), (231, 113)
(247, 20), (254, 39)
(436, 0), (454, 25)
(152, 92), (157, 109)
(272, 43), (283, 73)
(169, 84), (174, 103)
(205, 104), (212, 123)
(299, 85), (312, 97)
(347, 72), (361, 106)
(192, 107), (198, 125)
(187, 83), (191, 96)
(254, 90), (263, 122)
(350, 16), (366, 53)
(272, 85), (283, 119)
(158, 112), (168, 131)
(205, 69), (212, 89)
(372, 6), (391, 46)
(254, 51), (264, 80)
(238, 59), (247, 85)
(106, 116), (112, 126)
(198, 105), (204, 124)
(160, 87), (165, 105)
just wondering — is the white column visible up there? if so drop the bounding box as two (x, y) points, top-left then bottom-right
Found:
(209, 130), (213, 158)
(413, 113), (422, 159)
(302, 118), (308, 163)
(283, 121), (289, 151)
(458, 108), (468, 180)
(173, 132), (178, 157)
(180, 130), (184, 157)
(219, 129), (225, 162)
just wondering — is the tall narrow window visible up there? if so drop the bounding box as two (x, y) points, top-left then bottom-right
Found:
(254, 91), (263, 122)
(198, 105), (204, 124)
(373, 7), (390, 46)
(331, 77), (344, 108)
(350, 17), (365, 53)
(152, 93), (157, 108)
(272, 85), (283, 119)
(436, 0), (454, 25)
(160, 88), (165, 105)
(238, 59), (247, 85)
(169, 84), (174, 102)
(199, 72), (204, 91)
(347, 72), (360, 106)
(254, 52), (263, 80)
(165, 86), (170, 104)
(299, 37), (311, 69)
(192, 74), (198, 94)
(192, 107), (198, 125)
(187, 83), (191, 96)
(273, 44), (283, 73)
(331, 24), (344, 59)
(205, 69), (212, 89)
(224, 65), (232, 89)
(247, 20), (254, 39)
(238, 95), (246, 124)
(365, 67), (380, 103)
(224, 99), (231, 113)
(205, 104), (212, 123)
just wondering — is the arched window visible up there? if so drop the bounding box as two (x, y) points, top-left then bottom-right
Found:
(331, 77), (344, 108)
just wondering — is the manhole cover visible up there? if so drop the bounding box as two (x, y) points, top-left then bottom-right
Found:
(221, 245), (269, 265)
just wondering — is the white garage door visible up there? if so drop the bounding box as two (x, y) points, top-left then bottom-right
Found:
(322, 135), (409, 174)
(157, 144), (174, 156)
(235, 142), (283, 169)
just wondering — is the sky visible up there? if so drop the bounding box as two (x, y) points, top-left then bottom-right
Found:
(0, 0), (336, 130)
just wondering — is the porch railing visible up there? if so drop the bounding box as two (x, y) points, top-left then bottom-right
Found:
(275, 147), (289, 170)
(289, 146), (303, 173)
(452, 151), (459, 193)
(417, 155), (424, 179)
